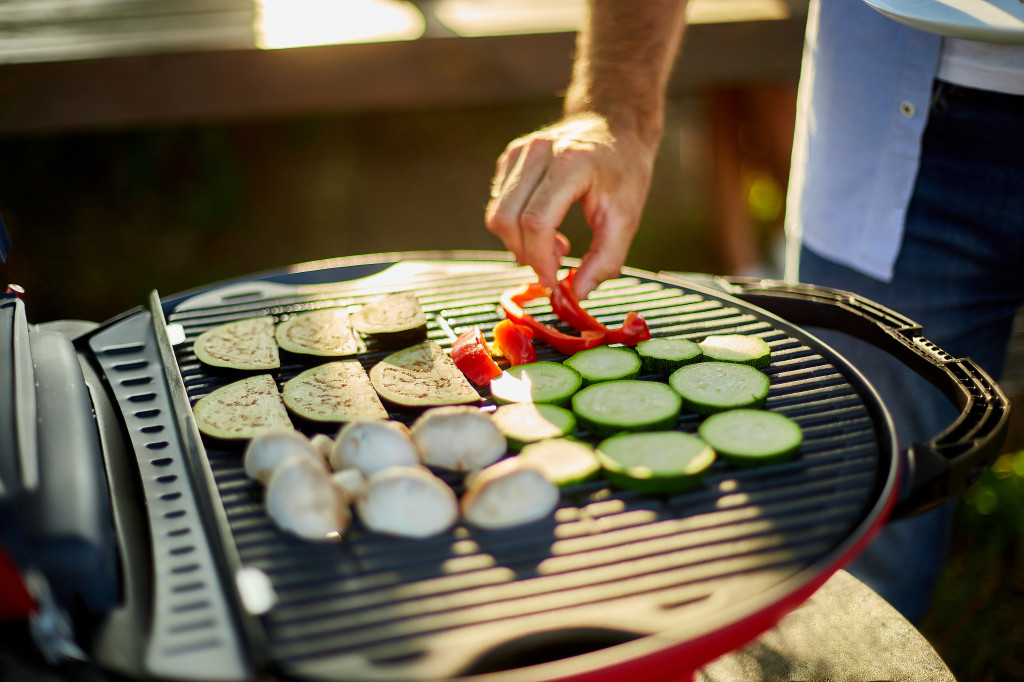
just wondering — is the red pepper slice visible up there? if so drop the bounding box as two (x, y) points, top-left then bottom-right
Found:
(550, 269), (652, 346)
(492, 319), (537, 366)
(499, 284), (606, 356)
(451, 326), (502, 386)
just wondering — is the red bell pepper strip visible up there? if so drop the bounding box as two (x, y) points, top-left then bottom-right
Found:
(492, 319), (537, 366)
(499, 284), (606, 356)
(451, 326), (502, 386)
(550, 269), (652, 346)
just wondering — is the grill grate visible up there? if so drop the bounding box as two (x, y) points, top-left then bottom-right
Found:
(162, 259), (886, 680)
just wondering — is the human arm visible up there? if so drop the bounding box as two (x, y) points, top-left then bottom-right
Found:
(484, 0), (689, 299)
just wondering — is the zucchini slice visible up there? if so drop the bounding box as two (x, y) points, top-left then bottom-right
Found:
(518, 438), (600, 487)
(669, 361), (770, 415)
(571, 379), (681, 437)
(563, 346), (642, 385)
(698, 334), (771, 368)
(698, 409), (802, 466)
(635, 337), (702, 375)
(596, 431), (716, 494)
(491, 402), (577, 451)
(489, 361), (583, 407)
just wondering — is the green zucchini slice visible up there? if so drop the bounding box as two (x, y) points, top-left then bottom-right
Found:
(635, 337), (702, 375)
(698, 334), (771, 368)
(596, 431), (716, 494)
(490, 361), (583, 407)
(518, 438), (601, 487)
(571, 379), (681, 437)
(491, 402), (577, 451)
(669, 361), (770, 415)
(563, 346), (642, 385)
(698, 409), (802, 466)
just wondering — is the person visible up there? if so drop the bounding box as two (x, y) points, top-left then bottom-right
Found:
(485, 0), (1024, 624)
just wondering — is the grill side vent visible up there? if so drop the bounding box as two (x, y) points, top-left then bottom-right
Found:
(90, 311), (248, 681)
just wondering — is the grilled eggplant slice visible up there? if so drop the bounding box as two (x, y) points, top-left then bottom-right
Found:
(193, 316), (280, 371)
(282, 360), (388, 423)
(369, 341), (480, 408)
(275, 308), (364, 357)
(193, 374), (293, 440)
(351, 292), (428, 348)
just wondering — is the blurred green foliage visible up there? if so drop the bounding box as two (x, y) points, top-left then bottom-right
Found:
(921, 450), (1024, 681)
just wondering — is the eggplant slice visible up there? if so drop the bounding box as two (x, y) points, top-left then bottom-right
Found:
(193, 316), (280, 370)
(369, 341), (480, 407)
(275, 308), (365, 357)
(351, 292), (428, 348)
(193, 374), (293, 440)
(282, 360), (389, 423)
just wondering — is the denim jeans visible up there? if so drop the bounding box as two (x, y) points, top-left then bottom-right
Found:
(796, 81), (1024, 623)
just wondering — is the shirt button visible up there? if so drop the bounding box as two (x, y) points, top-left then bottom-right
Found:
(900, 101), (916, 118)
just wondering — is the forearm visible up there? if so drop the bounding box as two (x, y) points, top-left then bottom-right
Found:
(564, 0), (689, 150)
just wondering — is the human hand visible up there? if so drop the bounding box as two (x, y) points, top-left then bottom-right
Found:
(484, 113), (658, 300)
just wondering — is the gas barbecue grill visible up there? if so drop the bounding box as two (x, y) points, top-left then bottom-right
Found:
(0, 250), (1010, 682)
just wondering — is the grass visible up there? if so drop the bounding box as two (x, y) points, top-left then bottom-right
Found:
(920, 450), (1024, 681)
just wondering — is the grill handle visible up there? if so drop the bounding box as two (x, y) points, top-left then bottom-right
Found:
(716, 276), (1011, 520)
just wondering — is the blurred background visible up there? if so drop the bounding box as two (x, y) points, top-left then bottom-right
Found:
(0, 1), (1020, 679)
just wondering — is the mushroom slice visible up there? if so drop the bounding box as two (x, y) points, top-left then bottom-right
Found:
(331, 419), (421, 476)
(331, 468), (368, 502)
(194, 316), (279, 370)
(193, 374), (292, 440)
(351, 292), (428, 348)
(369, 341), (480, 408)
(244, 428), (325, 484)
(357, 466), (458, 539)
(283, 360), (388, 423)
(275, 308), (364, 357)
(461, 458), (560, 530)
(410, 406), (506, 471)
(265, 456), (351, 542)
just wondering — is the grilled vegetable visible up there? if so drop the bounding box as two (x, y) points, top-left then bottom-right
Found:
(489, 361), (583, 407)
(451, 326), (502, 386)
(550, 269), (652, 346)
(265, 456), (351, 542)
(499, 282), (606, 355)
(461, 458), (559, 530)
(698, 334), (771, 368)
(331, 468), (368, 502)
(282, 360), (388, 423)
(357, 466), (459, 539)
(193, 374), (293, 440)
(351, 292), (428, 348)
(563, 345), (642, 385)
(669, 361), (770, 415)
(698, 409), (803, 466)
(518, 438), (600, 487)
(369, 341), (481, 407)
(596, 431), (716, 494)
(491, 320), (536, 366)
(274, 308), (364, 357)
(571, 379), (681, 437)
(193, 316), (279, 371)
(330, 419), (421, 476)
(409, 406), (506, 471)
(491, 402), (577, 451)
(244, 428), (326, 483)
(635, 337), (702, 375)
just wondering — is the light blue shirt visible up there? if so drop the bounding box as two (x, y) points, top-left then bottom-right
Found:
(786, 0), (943, 282)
